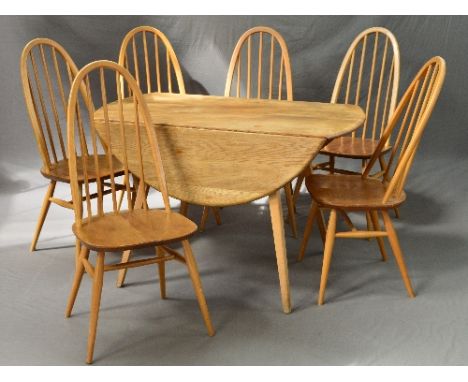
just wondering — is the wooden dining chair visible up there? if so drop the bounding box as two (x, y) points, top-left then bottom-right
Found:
(294, 27), (400, 204)
(118, 25), (221, 231)
(20, 38), (126, 251)
(298, 56), (446, 305)
(224, 26), (297, 237)
(64, 60), (215, 364)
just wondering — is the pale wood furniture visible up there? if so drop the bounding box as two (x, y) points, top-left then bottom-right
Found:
(298, 56), (446, 305)
(294, 27), (400, 203)
(20, 38), (126, 251)
(94, 92), (365, 314)
(118, 25), (220, 231)
(224, 26), (298, 237)
(65, 60), (214, 364)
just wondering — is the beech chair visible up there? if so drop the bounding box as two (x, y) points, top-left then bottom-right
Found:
(118, 25), (221, 232)
(294, 27), (400, 204)
(298, 56), (446, 305)
(64, 60), (214, 364)
(224, 26), (298, 237)
(20, 38), (126, 251)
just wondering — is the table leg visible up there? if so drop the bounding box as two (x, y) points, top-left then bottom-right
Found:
(268, 190), (292, 314)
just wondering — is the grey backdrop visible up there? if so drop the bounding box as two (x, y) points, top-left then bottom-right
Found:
(1, 16), (468, 365)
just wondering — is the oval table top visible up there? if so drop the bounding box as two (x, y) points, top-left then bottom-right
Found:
(94, 93), (365, 207)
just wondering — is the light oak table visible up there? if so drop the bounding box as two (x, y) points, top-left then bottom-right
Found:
(94, 93), (365, 313)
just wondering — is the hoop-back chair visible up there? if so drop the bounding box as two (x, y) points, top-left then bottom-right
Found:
(118, 26), (221, 232)
(20, 38), (126, 251)
(64, 60), (214, 364)
(298, 56), (446, 305)
(224, 26), (297, 237)
(294, 28), (400, 204)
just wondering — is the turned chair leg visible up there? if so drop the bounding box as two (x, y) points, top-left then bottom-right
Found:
(65, 244), (90, 317)
(298, 201), (320, 261)
(30, 180), (56, 252)
(156, 247), (166, 299)
(86, 252), (105, 364)
(318, 209), (337, 305)
(116, 250), (131, 287)
(370, 210), (388, 261)
(381, 210), (415, 298)
(284, 183), (298, 238)
(181, 240), (215, 337)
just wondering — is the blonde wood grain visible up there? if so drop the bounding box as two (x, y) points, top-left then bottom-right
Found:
(301, 57), (446, 305)
(94, 93), (364, 207)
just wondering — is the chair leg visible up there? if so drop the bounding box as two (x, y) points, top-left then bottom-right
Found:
(393, 207), (400, 218)
(65, 244), (90, 317)
(365, 211), (373, 241)
(30, 180), (56, 252)
(284, 183), (298, 238)
(381, 210), (415, 298)
(212, 207), (222, 225)
(318, 209), (337, 306)
(338, 209), (357, 231)
(181, 240), (215, 337)
(316, 209), (326, 245)
(156, 247), (166, 299)
(179, 201), (189, 216)
(370, 211), (388, 261)
(292, 173), (305, 206)
(298, 201), (319, 262)
(116, 250), (131, 287)
(199, 206), (209, 232)
(86, 252), (105, 364)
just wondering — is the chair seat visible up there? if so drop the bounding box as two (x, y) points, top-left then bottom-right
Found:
(73, 209), (198, 252)
(41, 155), (124, 183)
(320, 136), (391, 159)
(306, 174), (406, 210)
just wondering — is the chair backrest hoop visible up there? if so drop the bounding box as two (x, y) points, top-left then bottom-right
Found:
(20, 38), (80, 172)
(118, 26), (185, 95)
(363, 56), (446, 203)
(224, 26), (293, 101)
(331, 27), (400, 141)
(67, 60), (172, 225)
